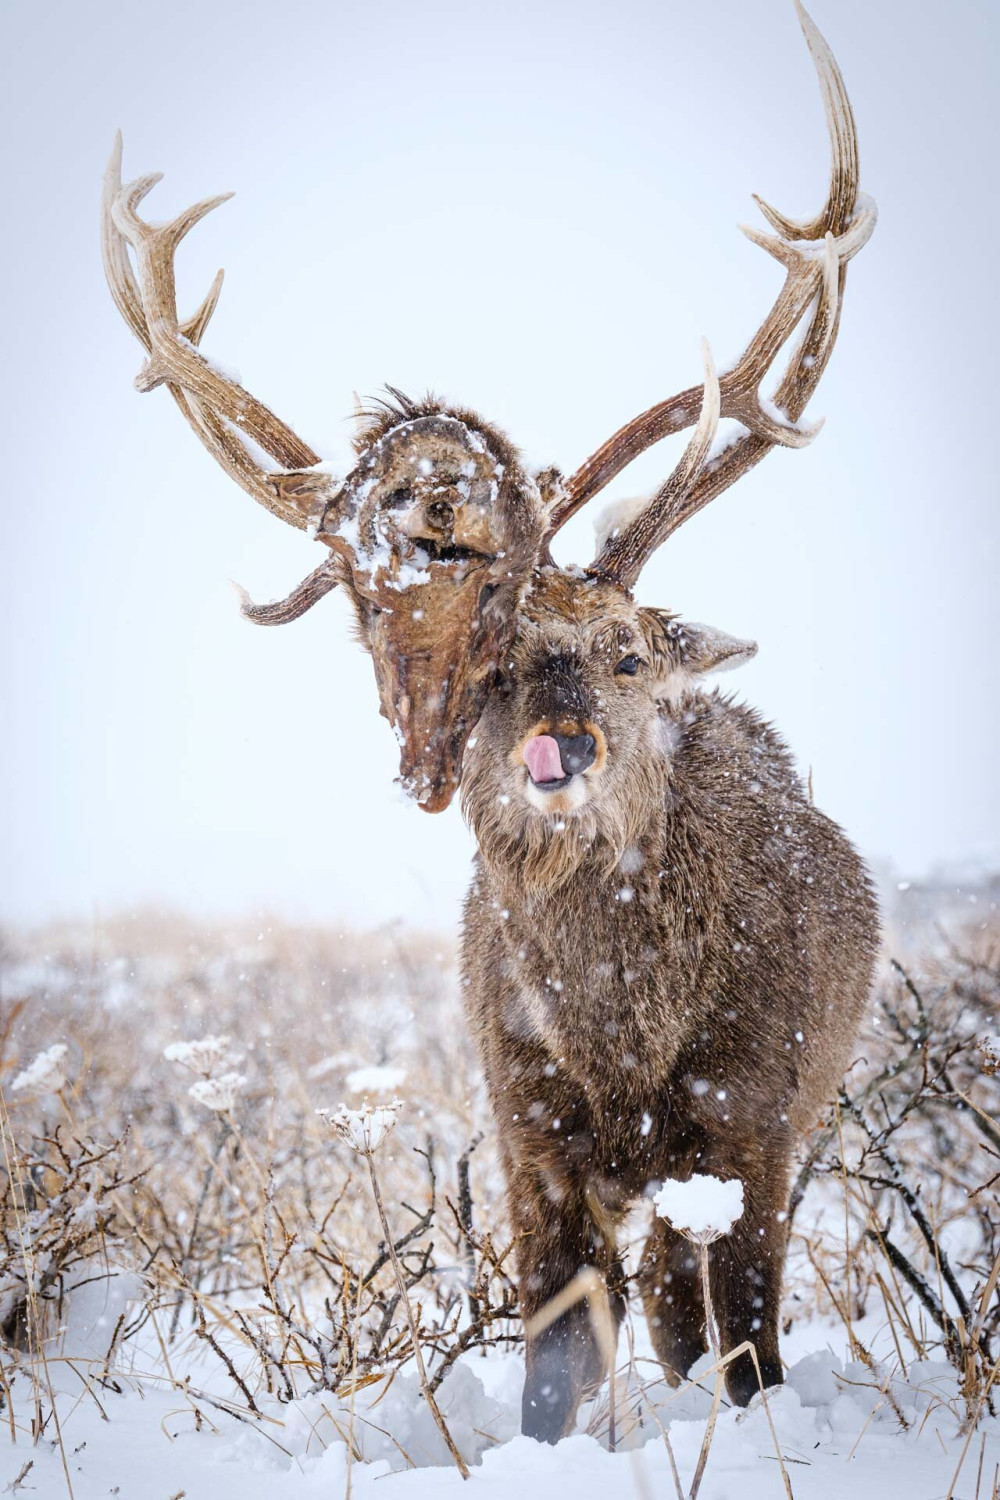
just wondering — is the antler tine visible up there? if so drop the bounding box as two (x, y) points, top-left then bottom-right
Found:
(112, 171), (166, 232)
(168, 192), (236, 246)
(657, 235), (843, 541)
(231, 557), (340, 625)
(111, 170), (315, 469)
(754, 0), (858, 242)
(112, 169), (235, 251)
(552, 2), (875, 572)
(102, 136), (338, 533)
(101, 133), (151, 352)
(181, 268), (224, 348)
(588, 342), (720, 589)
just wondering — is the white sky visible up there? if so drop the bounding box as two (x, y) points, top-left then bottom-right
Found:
(2, 0), (997, 932)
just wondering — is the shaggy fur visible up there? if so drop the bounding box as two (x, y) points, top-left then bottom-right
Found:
(460, 568), (879, 1441)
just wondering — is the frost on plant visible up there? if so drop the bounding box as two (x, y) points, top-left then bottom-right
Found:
(653, 1172), (745, 1243)
(163, 1034), (246, 1110)
(978, 1033), (1000, 1076)
(10, 1042), (70, 1096)
(187, 1071), (246, 1113)
(316, 1098), (404, 1154)
(163, 1035), (242, 1078)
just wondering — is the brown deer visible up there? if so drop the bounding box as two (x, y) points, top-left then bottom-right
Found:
(102, 2), (877, 1444)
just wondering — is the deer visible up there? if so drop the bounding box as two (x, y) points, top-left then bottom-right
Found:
(102, 1), (877, 1445)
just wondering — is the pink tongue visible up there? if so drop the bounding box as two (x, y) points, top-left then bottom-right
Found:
(523, 734), (564, 783)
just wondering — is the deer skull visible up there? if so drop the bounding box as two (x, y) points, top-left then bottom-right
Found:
(318, 408), (545, 811)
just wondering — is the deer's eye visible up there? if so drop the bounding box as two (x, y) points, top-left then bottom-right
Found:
(614, 654), (642, 676)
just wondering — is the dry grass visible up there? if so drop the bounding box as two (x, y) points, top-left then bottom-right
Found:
(786, 921), (1000, 1424)
(0, 915), (519, 1441)
(1, 903), (998, 1485)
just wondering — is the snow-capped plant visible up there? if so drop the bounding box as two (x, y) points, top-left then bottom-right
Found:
(653, 1172), (745, 1245)
(10, 1042), (70, 1096)
(316, 1098), (403, 1155)
(163, 1035), (242, 1078)
(187, 1071), (246, 1113)
(978, 1033), (1000, 1077)
(655, 1173), (747, 1404)
(164, 1035), (246, 1112)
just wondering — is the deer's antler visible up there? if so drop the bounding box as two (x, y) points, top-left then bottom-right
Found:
(558, 0), (876, 590)
(102, 139), (545, 816)
(231, 558), (341, 625)
(101, 134), (338, 534)
(101, 2), (872, 815)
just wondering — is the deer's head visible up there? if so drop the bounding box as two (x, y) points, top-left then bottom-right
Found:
(101, 3), (873, 819)
(460, 570), (758, 888)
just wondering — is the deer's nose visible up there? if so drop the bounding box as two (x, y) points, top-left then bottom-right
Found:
(553, 732), (596, 776)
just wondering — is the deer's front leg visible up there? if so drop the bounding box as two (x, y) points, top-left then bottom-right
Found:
(508, 1156), (624, 1443)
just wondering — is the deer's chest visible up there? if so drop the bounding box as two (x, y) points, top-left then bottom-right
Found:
(497, 883), (700, 1091)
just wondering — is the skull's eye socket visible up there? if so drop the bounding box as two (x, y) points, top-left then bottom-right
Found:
(614, 654), (642, 676)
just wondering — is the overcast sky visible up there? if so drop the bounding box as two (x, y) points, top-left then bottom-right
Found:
(2, 0), (997, 933)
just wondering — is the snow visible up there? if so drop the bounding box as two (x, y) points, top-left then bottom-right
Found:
(3, 1324), (997, 1499)
(4, 916), (998, 1499)
(9, 1042), (69, 1095)
(653, 1173), (745, 1241)
(306, 1050), (359, 1080)
(163, 1035), (248, 1109)
(346, 1063), (407, 1093)
(384, 557), (433, 591)
(591, 491), (649, 553)
(757, 391), (822, 440)
(221, 413), (284, 475)
(979, 1033), (1000, 1074)
(164, 1035), (242, 1076)
(188, 1069), (247, 1111)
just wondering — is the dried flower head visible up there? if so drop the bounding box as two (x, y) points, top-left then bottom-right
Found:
(188, 1071), (247, 1113)
(316, 1099), (404, 1155)
(164, 1035), (242, 1078)
(653, 1173), (745, 1245)
(977, 1034), (1000, 1077)
(11, 1043), (70, 1096)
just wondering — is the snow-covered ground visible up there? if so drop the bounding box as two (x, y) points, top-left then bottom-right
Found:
(2, 911), (998, 1498)
(3, 1309), (997, 1499)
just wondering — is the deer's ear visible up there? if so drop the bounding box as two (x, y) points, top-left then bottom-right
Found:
(640, 609), (757, 698)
